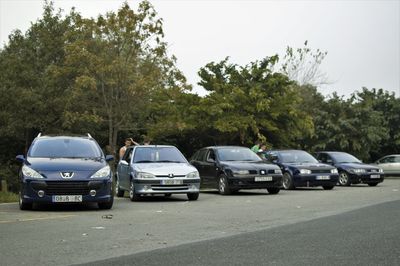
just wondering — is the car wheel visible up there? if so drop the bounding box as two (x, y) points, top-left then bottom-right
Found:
(19, 191), (32, 210)
(368, 183), (378, 187)
(339, 171), (351, 186)
(115, 176), (124, 197)
(218, 174), (231, 195)
(323, 185), (334, 190)
(187, 193), (199, 201)
(282, 172), (295, 190)
(129, 179), (141, 201)
(267, 187), (280, 194)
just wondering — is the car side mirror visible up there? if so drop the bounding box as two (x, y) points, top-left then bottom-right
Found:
(120, 160), (129, 165)
(207, 158), (215, 163)
(326, 159), (333, 165)
(105, 155), (114, 162)
(16, 155), (25, 163)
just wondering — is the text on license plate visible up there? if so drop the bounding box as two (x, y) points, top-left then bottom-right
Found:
(255, 176), (273, 182)
(52, 195), (82, 202)
(370, 174), (380, 179)
(316, 176), (330, 180)
(161, 179), (183, 185)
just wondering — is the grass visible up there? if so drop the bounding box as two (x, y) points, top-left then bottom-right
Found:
(0, 191), (19, 203)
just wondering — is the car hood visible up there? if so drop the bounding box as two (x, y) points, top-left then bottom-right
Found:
(27, 157), (106, 171)
(336, 162), (379, 170)
(221, 161), (280, 170)
(283, 162), (335, 170)
(133, 163), (197, 176)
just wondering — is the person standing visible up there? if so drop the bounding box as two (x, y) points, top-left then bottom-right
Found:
(251, 140), (261, 153)
(119, 138), (139, 160)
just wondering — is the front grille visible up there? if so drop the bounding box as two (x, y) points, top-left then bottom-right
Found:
(368, 169), (379, 173)
(249, 170), (276, 175)
(311, 169), (331, 174)
(249, 170), (258, 175)
(151, 185), (189, 191)
(44, 181), (90, 196)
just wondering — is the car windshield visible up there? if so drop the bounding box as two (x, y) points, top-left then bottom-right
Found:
(133, 147), (187, 163)
(28, 138), (103, 158)
(331, 153), (361, 163)
(217, 148), (261, 162)
(279, 150), (318, 163)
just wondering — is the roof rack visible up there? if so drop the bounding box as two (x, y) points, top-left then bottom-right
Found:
(37, 132), (42, 138)
(87, 133), (92, 138)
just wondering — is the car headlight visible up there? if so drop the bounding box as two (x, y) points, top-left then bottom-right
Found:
(232, 170), (249, 175)
(274, 169), (282, 174)
(22, 165), (44, 179)
(186, 171), (200, 179)
(351, 168), (366, 174)
(378, 168), (384, 173)
(330, 168), (338, 174)
(137, 172), (156, 179)
(300, 169), (312, 174)
(91, 165), (111, 178)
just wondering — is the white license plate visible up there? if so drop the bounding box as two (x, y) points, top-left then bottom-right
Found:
(370, 175), (380, 179)
(316, 176), (330, 180)
(255, 176), (273, 182)
(161, 179), (183, 185)
(52, 195), (82, 202)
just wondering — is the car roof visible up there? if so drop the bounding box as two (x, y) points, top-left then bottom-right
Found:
(202, 146), (250, 150)
(35, 135), (94, 140)
(132, 145), (176, 148)
(269, 149), (307, 152)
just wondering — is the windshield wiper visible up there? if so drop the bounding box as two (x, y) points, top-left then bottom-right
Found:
(157, 160), (182, 163)
(134, 160), (154, 163)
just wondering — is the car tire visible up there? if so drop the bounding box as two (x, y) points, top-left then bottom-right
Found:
(338, 171), (351, 186)
(267, 187), (280, 194)
(187, 193), (199, 201)
(323, 185), (334, 190)
(218, 174), (231, 195)
(115, 176), (124, 197)
(19, 192), (32, 210)
(282, 172), (295, 190)
(129, 179), (141, 201)
(368, 183), (378, 187)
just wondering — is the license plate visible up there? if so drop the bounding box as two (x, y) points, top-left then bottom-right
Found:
(52, 195), (82, 202)
(316, 176), (330, 180)
(370, 175), (380, 179)
(161, 179), (183, 185)
(255, 176), (273, 182)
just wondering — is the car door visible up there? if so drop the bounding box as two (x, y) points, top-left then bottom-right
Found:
(377, 156), (395, 174)
(118, 147), (133, 189)
(190, 149), (208, 186)
(202, 149), (219, 187)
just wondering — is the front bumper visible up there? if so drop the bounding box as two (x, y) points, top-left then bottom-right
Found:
(293, 174), (339, 187)
(348, 173), (385, 184)
(133, 178), (200, 194)
(228, 174), (282, 189)
(20, 179), (113, 203)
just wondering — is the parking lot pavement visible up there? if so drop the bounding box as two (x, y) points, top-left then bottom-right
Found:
(0, 180), (400, 265)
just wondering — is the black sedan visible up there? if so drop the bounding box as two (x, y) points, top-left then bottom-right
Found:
(315, 151), (384, 186)
(190, 146), (283, 195)
(265, 150), (339, 190)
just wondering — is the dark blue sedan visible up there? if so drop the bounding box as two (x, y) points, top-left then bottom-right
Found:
(265, 150), (339, 190)
(315, 151), (384, 186)
(16, 134), (114, 210)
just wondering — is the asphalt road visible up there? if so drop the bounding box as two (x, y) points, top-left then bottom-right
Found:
(1, 179), (400, 266)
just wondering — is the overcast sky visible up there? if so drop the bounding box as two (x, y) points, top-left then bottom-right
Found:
(0, 0), (399, 97)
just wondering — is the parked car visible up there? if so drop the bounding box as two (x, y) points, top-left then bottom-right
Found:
(190, 146), (282, 195)
(265, 150), (338, 190)
(116, 145), (200, 201)
(315, 151), (384, 186)
(373, 155), (400, 176)
(16, 134), (114, 210)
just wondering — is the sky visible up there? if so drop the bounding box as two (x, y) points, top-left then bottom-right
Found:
(0, 0), (399, 97)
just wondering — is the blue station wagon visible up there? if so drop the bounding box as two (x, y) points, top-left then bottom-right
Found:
(16, 134), (114, 210)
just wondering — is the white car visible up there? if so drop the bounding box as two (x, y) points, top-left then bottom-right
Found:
(116, 145), (200, 201)
(374, 155), (400, 176)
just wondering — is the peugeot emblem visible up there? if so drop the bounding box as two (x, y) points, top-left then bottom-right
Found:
(168, 173), (174, 178)
(60, 172), (74, 179)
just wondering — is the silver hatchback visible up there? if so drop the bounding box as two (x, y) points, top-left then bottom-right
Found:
(116, 145), (200, 201)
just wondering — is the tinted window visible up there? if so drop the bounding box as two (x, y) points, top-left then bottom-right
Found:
(330, 153), (361, 163)
(217, 148), (261, 161)
(28, 138), (102, 158)
(195, 149), (208, 162)
(278, 150), (318, 163)
(133, 147), (187, 163)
